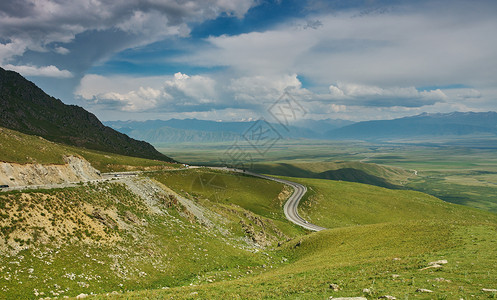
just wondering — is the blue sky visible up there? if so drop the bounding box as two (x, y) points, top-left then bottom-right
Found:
(1, 0), (496, 121)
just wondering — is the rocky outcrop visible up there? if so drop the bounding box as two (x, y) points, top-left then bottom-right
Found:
(0, 155), (101, 187)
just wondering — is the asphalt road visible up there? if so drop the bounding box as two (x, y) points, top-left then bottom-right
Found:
(211, 167), (326, 232)
(245, 171), (326, 231)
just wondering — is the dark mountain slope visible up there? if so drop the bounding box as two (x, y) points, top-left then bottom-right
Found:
(0, 67), (173, 162)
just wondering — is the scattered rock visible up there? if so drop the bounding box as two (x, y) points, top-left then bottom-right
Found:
(76, 294), (88, 299)
(362, 288), (371, 294)
(420, 264), (442, 271)
(434, 277), (452, 283)
(416, 288), (433, 293)
(482, 288), (497, 292)
(124, 211), (141, 224)
(420, 259), (448, 270)
(392, 274), (400, 278)
(329, 298), (367, 300)
(378, 296), (396, 300)
(392, 257), (401, 261)
(329, 283), (340, 291)
(91, 209), (118, 229)
(428, 260), (448, 266)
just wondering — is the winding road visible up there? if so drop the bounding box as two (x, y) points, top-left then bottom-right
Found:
(212, 167), (326, 232)
(1, 165), (326, 232)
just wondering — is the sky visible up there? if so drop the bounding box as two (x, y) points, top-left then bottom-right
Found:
(1, 0), (496, 122)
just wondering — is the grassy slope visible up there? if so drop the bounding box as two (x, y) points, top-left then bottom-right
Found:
(251, 161), (411, 189)
(0, 170), (296, 299)
(293, 177), (494, 229)
(104, 177), (497, 299)
(151, 168), (304, 237)
(118, 222), (497, 299)
(0, 126), (178, 172)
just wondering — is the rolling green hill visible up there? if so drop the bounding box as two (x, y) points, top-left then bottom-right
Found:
(0, 67), (173, 162)
(251, 161), (411, 189)
(104, 176), (497, 299)
(294, 176), (496, 229)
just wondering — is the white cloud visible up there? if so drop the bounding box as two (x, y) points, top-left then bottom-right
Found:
(76, 70), (457, 119)
(325, 82), (447, 107)
(54, 46), (70, 55)
(0, 39), (29, 63)
(164, 72), (217, 104)
(330, 104), (346, 113)
(76, 73), (311, 113)
(76, 72), (221, 112)
(98, 87), (163, 112)
(3, 64), (73, 78)
(229, 74), (305, 104)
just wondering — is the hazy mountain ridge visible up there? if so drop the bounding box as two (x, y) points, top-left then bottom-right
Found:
(327, 111), (497, 140)
(106, 118), (325, 144)
(0, 67), (173, 162)
(105, 118), (354, 144)
(130, 126), (242, 144)
(107, 112), (497, 144)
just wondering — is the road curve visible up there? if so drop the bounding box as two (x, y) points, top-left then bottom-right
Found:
(245, 171), (326, 232)
(210, 167), (326, 232)
(1, 165), (326, 232)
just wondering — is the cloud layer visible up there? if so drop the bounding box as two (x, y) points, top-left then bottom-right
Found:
(2, 0), (497, 121)
(0, 0), (255, 76)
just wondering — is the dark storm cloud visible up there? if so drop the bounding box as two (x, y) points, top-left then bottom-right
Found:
(0, 0), (255, 65)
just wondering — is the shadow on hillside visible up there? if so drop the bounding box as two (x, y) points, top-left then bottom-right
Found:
(251, 163), (403, 190)
(316, 168), (402, 189)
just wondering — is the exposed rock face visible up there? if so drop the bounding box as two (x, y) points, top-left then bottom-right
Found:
(0, 155), (101, 186)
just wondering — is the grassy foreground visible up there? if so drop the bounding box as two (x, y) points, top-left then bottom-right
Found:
(100, 222), (497, 299)
(94, 176), (497, 299)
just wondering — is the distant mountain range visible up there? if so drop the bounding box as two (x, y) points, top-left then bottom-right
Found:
(105, 118), (339, 143)
(0, 67), (173, 162)
(327, 112), (497, 140)
(107, 111), (497, 144)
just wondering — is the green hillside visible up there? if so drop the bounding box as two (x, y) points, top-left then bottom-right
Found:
(99, 176), (497, 299)
(294, 177), (494, 229)
(0, 126), (178, 172)
(0, 67), (173, 162)
(251, 161), (410, 189)
(0, 169), (298, 299)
